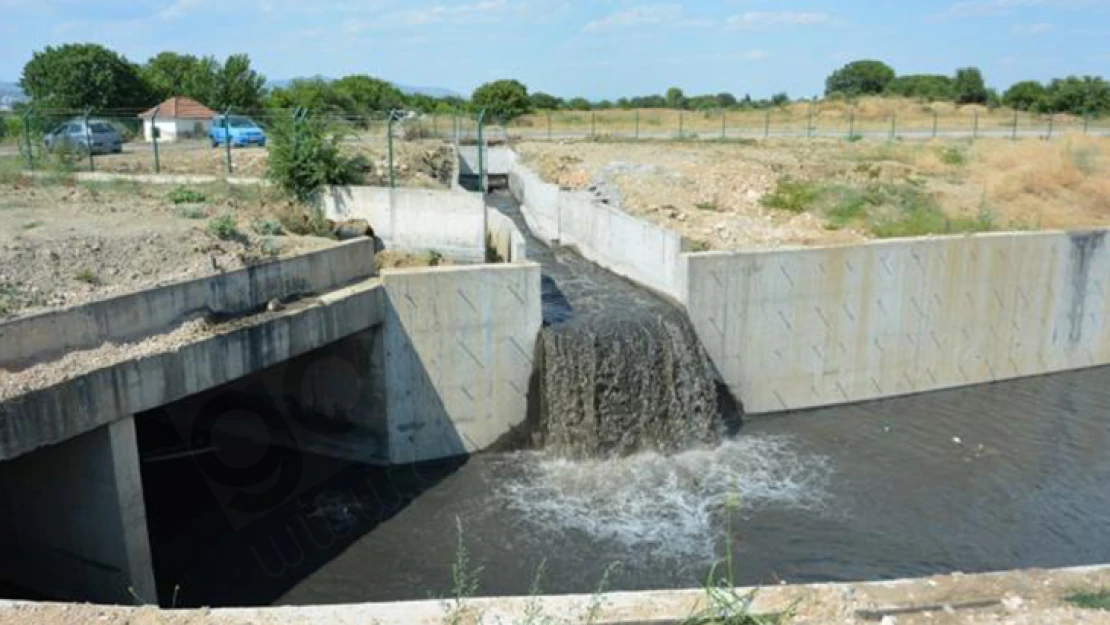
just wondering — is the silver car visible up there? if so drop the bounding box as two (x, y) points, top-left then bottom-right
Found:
(43, 119), (124, 155)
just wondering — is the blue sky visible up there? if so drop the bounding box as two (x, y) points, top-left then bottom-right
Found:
(1, 0), (1108, 99)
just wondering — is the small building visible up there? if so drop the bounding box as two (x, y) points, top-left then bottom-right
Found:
(138, 96), (215, 142)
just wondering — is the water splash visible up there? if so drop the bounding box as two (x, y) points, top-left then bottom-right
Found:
(496, 435), (831, 565)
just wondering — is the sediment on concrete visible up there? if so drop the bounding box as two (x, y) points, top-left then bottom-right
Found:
(380, 262), (542, 463)
(0, 239), (375, 371)
(487, 209), (527, 263)
(0, 279), (384, 462)
(320, 186), (487, 262)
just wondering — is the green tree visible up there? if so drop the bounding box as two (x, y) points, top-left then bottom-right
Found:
(717, 92), (738, 108)
(529, 92), (562, 110)
(211, 54), (266, 110)
(567, 97), (591, 111)
(825, 60), (895, 97)
(267, 113), (364, 203)
(953, 67), (989, 104)
(20, 43), (153, 110)
(142, 52), (218, 103)
(885, 74), (954, 101)
(268, 78), (352, 113)
(770, 92), (791, 107)
(1002, 80), (1047, 111)
(471, 79), (530, 121)
(333, 74), (405, 112)
(665, 86), (686, 109)
(1042, 76), (1110, 115)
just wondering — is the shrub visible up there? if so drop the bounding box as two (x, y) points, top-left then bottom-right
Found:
(74, 268), (99, 285)
(207, 214), (240, 240)
(763, 178), (819, 213)
(178, 205), (208, 219)
(168, 186), (208, 204)
(267, 113), (365, 203)
(939, 146), (967, 166)
(252, 219), (284, 236)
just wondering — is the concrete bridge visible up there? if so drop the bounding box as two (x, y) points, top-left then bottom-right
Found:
(0, 191), (540, 605)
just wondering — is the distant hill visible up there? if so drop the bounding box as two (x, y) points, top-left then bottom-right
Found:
(0, 82), (26, 99)
(267, 77), (460, 99)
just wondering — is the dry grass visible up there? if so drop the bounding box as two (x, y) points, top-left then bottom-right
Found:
(508, 96), (1099, 137)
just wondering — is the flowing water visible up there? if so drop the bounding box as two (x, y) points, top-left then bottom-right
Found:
(487, 192), (729, 457)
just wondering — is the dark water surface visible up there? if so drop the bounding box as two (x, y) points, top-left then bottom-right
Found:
(264, 366), (1110, 605)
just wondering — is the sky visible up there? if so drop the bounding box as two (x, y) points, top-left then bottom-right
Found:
(1, 0), (1108, 99)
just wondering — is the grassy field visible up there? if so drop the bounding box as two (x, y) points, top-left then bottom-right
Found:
(517, 134), (1110, 250)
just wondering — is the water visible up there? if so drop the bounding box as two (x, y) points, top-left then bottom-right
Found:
(487, 193), (728, 457)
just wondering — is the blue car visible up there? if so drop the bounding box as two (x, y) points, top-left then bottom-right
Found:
(210, 115), (267, 148)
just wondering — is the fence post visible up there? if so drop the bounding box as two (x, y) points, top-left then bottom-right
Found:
(932, 110), (938, 138)
(678, 111), (684, 139)
(1084, 111), (1091, 135)
(151, 105), (161, 174)
(21, 109), (34, 172)
(972, 111), (979, 141)
(1047, 114), (1054, 140)
(83, 108), (94, 172)
(721, 109), (726, 139)
(477, 109), (486, 193)
(591, 112), (596, 138)
(764, 109), (770, 139)
(387, 109), (397, 189)
(1012, 110), (1018, 141)
(547, 111), (552, 140)
(635, 110), (640, 139)
(889, 113), (896, 141)
(807, 103), (814, 139)
(223, 107), (233, 175)
(432, 113), (438, 138)
(453, 112), (459, 143)
(849, 109), (855, 139)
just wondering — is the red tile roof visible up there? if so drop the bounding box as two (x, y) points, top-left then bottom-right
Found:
(138, 96), (216, 120)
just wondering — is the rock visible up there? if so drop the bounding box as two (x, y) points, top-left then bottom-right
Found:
(266, 299), (285, 313)
(1003, 595), (1025, 611)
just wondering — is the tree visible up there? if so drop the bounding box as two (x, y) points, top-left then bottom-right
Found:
(142, 52), (218, 103)
(268, 78), (353, 114)
(770, 92), (791, 107)
(717, 92), (738, 108)
(471, 79), (530, 121)
(665, 87), (686, 109)
(20, 43), (153, 110)
(825, 60), (895, 97)
(211, 54), (266, 110)
(885, 74), (954, 101)
(267, 114), (364, 203)
(953, 67), (989, 104)
(1042, 76), (1110, 115)
(333, 75), (405, 112)
(529, 92), (562, 110)
(567, 97), (591, 111)
(1002, 80), (1047, 111)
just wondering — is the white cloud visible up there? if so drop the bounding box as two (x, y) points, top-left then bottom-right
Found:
(724, 11), (831, 30)
(582, 4), (683, 31)
(1011, 21), (1054, 33)
(159, 0), (205, 20)
(926, 0), (1110, 21)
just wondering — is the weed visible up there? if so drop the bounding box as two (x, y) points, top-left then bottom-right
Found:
(178, 205), (208, 220)
(1070, 143), (1100, 176)
(696, 201), (720, 212)
(825, 194), (868, 229)
(1066, 590), (1110, 610)
(688, 239), (713, 253)
(939, 146), (967, 166)
(73, 268), (99, 285)
(168, 186), (208, 204)
(846, 134), (864, 143)
(207, 214), (240, 241)
(763, 178), (819, 213)
(424, 250), (445, 266)
(582, 562), (622, 625)
(252, 219), (284, 236)
(275, 203), (334, 239)
(522, 559), (559, 625)
(261, 237), (283, 257)
(443, 517), (484, 625)
(21, 221), (40, 230)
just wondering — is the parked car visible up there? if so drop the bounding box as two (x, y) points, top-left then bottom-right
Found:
(43, 119), (124, 155)
(209, 115), (267, 148)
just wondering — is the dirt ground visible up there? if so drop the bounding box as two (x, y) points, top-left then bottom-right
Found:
(3, 566), (1110, 624)
(51, 139), (455, 189)
(0, 177), (336, 320)
(516, 136), (1110, 250)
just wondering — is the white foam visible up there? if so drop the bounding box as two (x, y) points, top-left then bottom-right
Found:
(495, 435), (832, 565)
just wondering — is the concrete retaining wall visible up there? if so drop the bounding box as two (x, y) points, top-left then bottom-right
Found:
(0, 239), (374, 371)
(321, 186), (486, 262)
(24, 170), (265, 186)
(503, 149), (686, 300)
(685, 230), (1110, 413)
(381, 263), (541, 464)
(487, 209), (528, 263)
